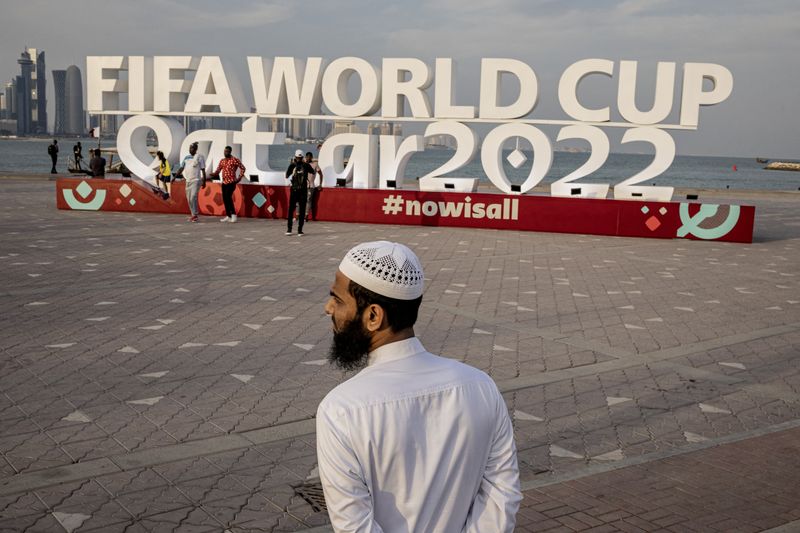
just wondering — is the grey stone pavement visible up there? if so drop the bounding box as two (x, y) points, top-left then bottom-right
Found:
(1, 177), (799, 532)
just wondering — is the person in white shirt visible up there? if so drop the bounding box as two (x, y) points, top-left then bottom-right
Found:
(176, 142), (206, 223)
(318, 241), (521, 532)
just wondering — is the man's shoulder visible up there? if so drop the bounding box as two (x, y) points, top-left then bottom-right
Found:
(318, 353), (496, 414)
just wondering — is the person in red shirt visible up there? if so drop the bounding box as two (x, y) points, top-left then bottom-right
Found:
(209, 145), (246, 223)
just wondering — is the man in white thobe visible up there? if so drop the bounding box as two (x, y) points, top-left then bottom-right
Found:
(317, 241), (521, 532)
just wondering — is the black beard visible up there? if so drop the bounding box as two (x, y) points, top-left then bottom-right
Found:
(328, 314), (372, 372)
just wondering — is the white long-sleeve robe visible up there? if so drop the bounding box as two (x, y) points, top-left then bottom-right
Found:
(316, 337), (521, 532)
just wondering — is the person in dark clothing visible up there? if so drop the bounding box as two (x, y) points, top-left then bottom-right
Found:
(48, 140), (59, 173)
(89, 149), (106, 178)
(285, 149), (316, 236)
(305, 151), (323, 222)
(73, 142), (83, 170)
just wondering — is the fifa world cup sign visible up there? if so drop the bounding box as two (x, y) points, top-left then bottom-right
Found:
(68, 55), (753, 242)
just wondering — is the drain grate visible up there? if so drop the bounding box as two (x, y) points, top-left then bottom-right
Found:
(295, 480), (327, 512)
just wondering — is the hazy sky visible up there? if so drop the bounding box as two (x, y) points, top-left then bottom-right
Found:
(1, 0), (797, 158)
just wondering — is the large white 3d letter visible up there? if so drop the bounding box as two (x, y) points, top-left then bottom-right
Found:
(86, 56), (127, 112)
(479, 59), (538, 119)
(322, 58), (381, 117)
(679, 63), (733, 127)
(481, 123), (552, 194)
(153, 56), (198, 112)
(248, 57), (324, 115)
(614, 127), (675, 201)
(381, 58), (432, 118)
(185, 56), (245, 113)
(318, 134), (379, 188)
(418, 121), (478, 192)
(232, 117), (287, 185)
(617, 61), (676, 125)
(117, 115), (185, 184)
(378, 134), (425, 189)
(559, 59), (614, 122)
(128, 56), (153, 112)
(434, 58), (476, 119)
(551, 125), (610, 198)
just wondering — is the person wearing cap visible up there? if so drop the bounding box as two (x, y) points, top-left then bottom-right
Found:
(176, 142), (206, 223)
(318, 241), (521, 532)
(285, 149), (315, 235)
(209, 145), (246, 223)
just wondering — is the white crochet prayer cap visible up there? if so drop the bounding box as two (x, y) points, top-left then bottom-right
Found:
(338, 241), (424, 300)
(294, 149), (303, 157)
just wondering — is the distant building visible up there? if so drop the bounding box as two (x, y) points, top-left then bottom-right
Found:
(380, 122), (392, 136)
(392, 123), (403, 136)
(4, 81), (15, 120)
(13, 48), (47, 135)
(289, 118), (305, 140)
(307, 119), (327, 140)
(367, 123), (380, 136)
(15, 51), (33, 135)
(33, 49), (47, 134)
(65, 65), (84, 135)
(331, 120), (352, 136)
(52, 70), (66, 134)
(210, 116), (243, 131)
(100, 114), (117, 136)
(187, 116), (209, 133)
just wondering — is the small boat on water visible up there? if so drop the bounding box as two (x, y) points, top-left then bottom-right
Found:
(67, 147), (130, 176)
(756, 158), (769, 164)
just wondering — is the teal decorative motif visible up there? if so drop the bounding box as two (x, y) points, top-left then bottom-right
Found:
(252, 192), (267, 208)
(677, 203), (740, 240)
(63, 181), (107, 211)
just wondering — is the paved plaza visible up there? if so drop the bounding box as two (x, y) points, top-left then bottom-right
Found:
(1, 177), (799, 532)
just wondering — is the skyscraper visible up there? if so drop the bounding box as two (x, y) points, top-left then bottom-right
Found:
(65, 65), (84, 135)
(14, 48), (47, 135)
(52, 70), (66, 135)
(52, 65), (85, 136)
(4, 81), (15, 120)
(34, 49), (47, 134)
(15, 50), (33, 135)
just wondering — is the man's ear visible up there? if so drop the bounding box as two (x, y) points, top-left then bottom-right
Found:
(363, 303), (387, 333)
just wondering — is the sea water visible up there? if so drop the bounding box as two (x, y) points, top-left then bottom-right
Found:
(1, 137), (797, 192)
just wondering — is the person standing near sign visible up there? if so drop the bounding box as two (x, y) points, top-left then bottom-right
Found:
(73, 141), (83, 171)
(176, 142), (206, 223)
(47, 139), (59, 173)
(285, 149), (315, 236)
(210, 145), (246, 223)
(304, 151), (323, 222)
(317, 241), (521, 531)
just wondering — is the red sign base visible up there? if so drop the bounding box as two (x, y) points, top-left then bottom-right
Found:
(56, 178), (755, 243)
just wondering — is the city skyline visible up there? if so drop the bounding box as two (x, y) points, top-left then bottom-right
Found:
(0, 0), (797, 158)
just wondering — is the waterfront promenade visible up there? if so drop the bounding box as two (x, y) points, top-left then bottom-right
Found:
(1, 176), (799, 532)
